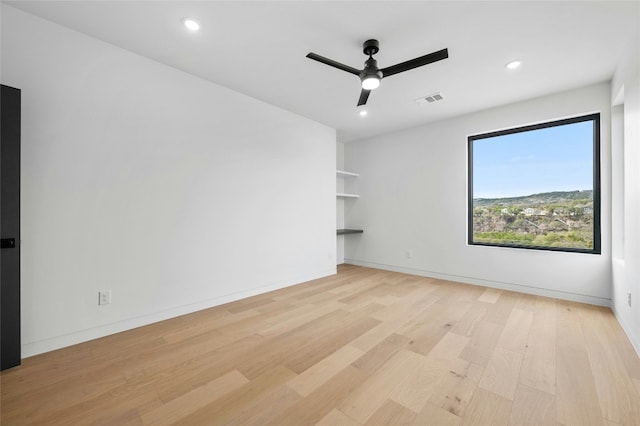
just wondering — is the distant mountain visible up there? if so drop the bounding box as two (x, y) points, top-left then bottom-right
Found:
(474, 190), (593, 207)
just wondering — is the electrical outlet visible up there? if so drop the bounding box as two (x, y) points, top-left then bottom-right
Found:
(99, 290), (111, 306)
(405, 250), (413, 259)
(628, 292), (632, 307)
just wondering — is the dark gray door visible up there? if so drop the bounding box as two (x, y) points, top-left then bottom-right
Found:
(1, 84), (21, 370)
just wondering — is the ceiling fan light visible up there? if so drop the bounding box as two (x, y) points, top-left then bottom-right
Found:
(361, 76), (380, 90)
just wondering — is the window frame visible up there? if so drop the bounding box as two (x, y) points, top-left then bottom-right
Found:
(467, 113), (601, 254)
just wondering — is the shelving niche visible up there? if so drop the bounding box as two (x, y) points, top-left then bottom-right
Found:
(336, 170), (363, 235)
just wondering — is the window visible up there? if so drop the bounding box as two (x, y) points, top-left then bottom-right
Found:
(468, 114), (600, 254)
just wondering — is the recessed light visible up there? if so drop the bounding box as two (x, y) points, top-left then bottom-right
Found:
(505, 60), (522, 70)
(182, 18), (200, 31)
(359, 110), (368, 117)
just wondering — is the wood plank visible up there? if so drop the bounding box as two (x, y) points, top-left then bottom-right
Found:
(428, 332), (470, 361)
(140, 370), (249, 424)
(412, 401), (461, 426)
(317, 409), (360, 426)
(555, 301), (604, 426)
(349, 320), (406, 352)
(363, 291), (440, 344)
(483, 291), (518, 326)
(31, 382), (160, 426)
(513, 292), (537, 312)
(160, 308), (260, 344)
(154, 334), (264, 402)
(428, 357), (484, 417)
(518, 303), (557, 395)
(607, 321), (640, 380)
(362, 399), (417, 425)
(287, 345), (365, 397)
(282, 315), (380, 374)
(340, 350), (425, 423)
(390, 355), (448, 412)
(478, 288), (502, 303)
(224, 384), (301, 426)
(451, 303), (487, 337)
(459, 387), (512, 426)
(459, 320), (504, 367)
(496, 308), (533, 354)
(403, 300), (472, 356)
(508, 383), (556, 425)
(369, 289), (439, 323)
(389, 333), (469, 413)
(351, 333), (411, 374)
(267, 366), (368, 425)
(256, 302), (343, 337)
(478, 347), (523, 400)
(237, 309), (354, 379)
(581, 307), (640, 425)
(226, 297), (276, 313)
(174, 365), (296, 425)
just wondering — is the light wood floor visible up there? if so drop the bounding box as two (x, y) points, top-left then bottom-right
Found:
(2, 265), (640, 425)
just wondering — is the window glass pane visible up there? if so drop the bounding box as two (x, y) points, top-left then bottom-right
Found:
(468, 114), (600, 253)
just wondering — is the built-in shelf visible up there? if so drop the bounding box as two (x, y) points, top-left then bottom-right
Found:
(337, 169), (363, 243)
(337, 229), (364, 235)
(336, 170), (360, 178)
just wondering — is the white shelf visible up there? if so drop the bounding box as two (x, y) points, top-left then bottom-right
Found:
(337, 193), (360, 198)
(336, 170), (359, 178)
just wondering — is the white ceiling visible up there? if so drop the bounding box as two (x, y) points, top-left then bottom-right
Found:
(5, 1), (639, 142)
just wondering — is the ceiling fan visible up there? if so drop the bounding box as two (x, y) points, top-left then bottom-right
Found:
(306, 39), (448, 107)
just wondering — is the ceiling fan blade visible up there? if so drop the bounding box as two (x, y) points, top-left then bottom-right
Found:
(306, 52), (361, 75)
(380, 48), (448, 78)
(357, 89), (371, 106)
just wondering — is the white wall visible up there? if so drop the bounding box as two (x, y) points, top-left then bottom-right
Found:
(345, 83), (611, 306)
(611, 33), (640, 355)
(337, 142), (345, 264)
(1, 5), (336, 357)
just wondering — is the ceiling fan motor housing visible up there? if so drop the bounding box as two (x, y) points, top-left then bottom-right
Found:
(361, 40), (383, 82)
(363, 39), (380, 56)
(360, 57), (384, 81)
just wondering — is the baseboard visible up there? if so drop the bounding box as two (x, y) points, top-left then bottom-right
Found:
(344, 258), (611, 307)
(22, 267), (337, 358)
(612, 307), (640, 359)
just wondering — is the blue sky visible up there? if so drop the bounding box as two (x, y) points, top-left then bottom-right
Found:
(472, 120), (594, 199)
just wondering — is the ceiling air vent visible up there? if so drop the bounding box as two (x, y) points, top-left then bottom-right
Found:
(415, 92), (444, 105)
